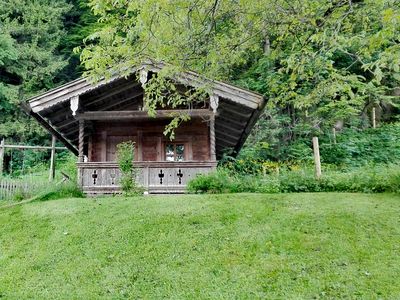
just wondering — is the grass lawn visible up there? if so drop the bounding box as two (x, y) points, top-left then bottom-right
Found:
(0, 193), (399, 299)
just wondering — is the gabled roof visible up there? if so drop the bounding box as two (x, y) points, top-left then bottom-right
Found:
(22, 62), (266, 157)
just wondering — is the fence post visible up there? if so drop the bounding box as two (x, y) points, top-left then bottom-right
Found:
(49, 135), (56, 181)
(312, 137), (322, 179)
(372, 107), (376, 129)
(0, 138), (4, 176)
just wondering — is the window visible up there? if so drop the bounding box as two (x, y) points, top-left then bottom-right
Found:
(165, 143), (185, 161)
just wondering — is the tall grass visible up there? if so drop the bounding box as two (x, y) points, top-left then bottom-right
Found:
(187, 164), (400, 194)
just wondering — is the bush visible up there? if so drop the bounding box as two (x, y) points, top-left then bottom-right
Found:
(58, 152), (78, 181)
(187, 169), (233, 193)
(116, 141), (143, 196)
(224, 123), (400, 176)
(34, 182), (85, 202)
(319, 124), (400, 167)
(187, 164), (400, 194)
(12, 189), (27, 201)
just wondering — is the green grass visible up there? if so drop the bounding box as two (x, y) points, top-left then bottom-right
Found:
(1, 193), (400, 299)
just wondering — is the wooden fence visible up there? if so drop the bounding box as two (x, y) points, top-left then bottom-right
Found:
(0, 177), (48, 201)
(0, 136), (67, 181)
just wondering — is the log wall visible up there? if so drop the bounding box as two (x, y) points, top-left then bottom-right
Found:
(88, 119), (210, 162)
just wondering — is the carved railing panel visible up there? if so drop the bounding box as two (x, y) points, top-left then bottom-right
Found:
(81, 167), (122, 187)
(77, 161), (216, 193)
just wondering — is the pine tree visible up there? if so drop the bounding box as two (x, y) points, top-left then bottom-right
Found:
(0, 0), (72, 141)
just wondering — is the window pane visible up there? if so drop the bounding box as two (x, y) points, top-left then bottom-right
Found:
(166, 144), (175, 161)
(176, 144), (184, 161)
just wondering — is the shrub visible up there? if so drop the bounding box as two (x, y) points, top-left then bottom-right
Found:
(187, 164), (400, 194)
(187, 169), (233, 193)
(12, 188), (27, 201)
(318, 123), (400, 167)
(58, 152), (78, 181)
(116, 141), (143, 196)
(224, 123), (400, 176)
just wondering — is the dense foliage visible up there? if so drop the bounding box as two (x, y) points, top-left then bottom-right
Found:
(188, 164), (400, 194)
(81, 0), (400, 137)
(0, 0), (71, 139)
(0, 0), (97, 175)
(319, 123), (400, 166)
(222, 122), (400, 175)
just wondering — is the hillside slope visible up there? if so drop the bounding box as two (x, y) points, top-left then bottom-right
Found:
(1, 193), (400, 299)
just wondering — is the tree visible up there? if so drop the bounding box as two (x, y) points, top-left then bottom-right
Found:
(58, 0), (104, 82)
(82, 0), (266, 79)
(80, 0), (399, 141)
(238, 0), (400, 155)
(0, 0), (72, 141)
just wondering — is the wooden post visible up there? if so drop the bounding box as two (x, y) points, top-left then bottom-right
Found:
(312, 137), (322, 179)
(209, 94), (218, 162)
(372, 107), (376, 129)
(209, 115), (216, 161)
(49, 136), (56, 181)
(0, 139), (4, 176)
(137, 131), (143, 161)
(78, 120), (84, 187)
(332, 127), (337, 144)
(78, 120), (85, 163)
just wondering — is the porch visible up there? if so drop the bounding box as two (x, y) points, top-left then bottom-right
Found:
(77, 161), (217, 194)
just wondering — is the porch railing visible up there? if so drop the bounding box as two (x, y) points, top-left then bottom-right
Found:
(77, 161), (217, 194)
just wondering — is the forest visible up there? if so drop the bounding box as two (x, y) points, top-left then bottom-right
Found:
(0, 0), (399, 191)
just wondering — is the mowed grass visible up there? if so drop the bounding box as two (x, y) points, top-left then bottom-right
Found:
(0, 193), (400, 299)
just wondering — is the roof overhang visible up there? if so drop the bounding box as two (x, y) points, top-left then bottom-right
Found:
(22, 62), (266, 158)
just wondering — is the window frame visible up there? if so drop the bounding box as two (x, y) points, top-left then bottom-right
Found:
(164, 142), (187, 162)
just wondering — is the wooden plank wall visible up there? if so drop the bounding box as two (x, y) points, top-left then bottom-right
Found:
(89, 119), (210, 162)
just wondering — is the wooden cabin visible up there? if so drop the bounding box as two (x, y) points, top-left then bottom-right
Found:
(22, 62), (265, 194)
